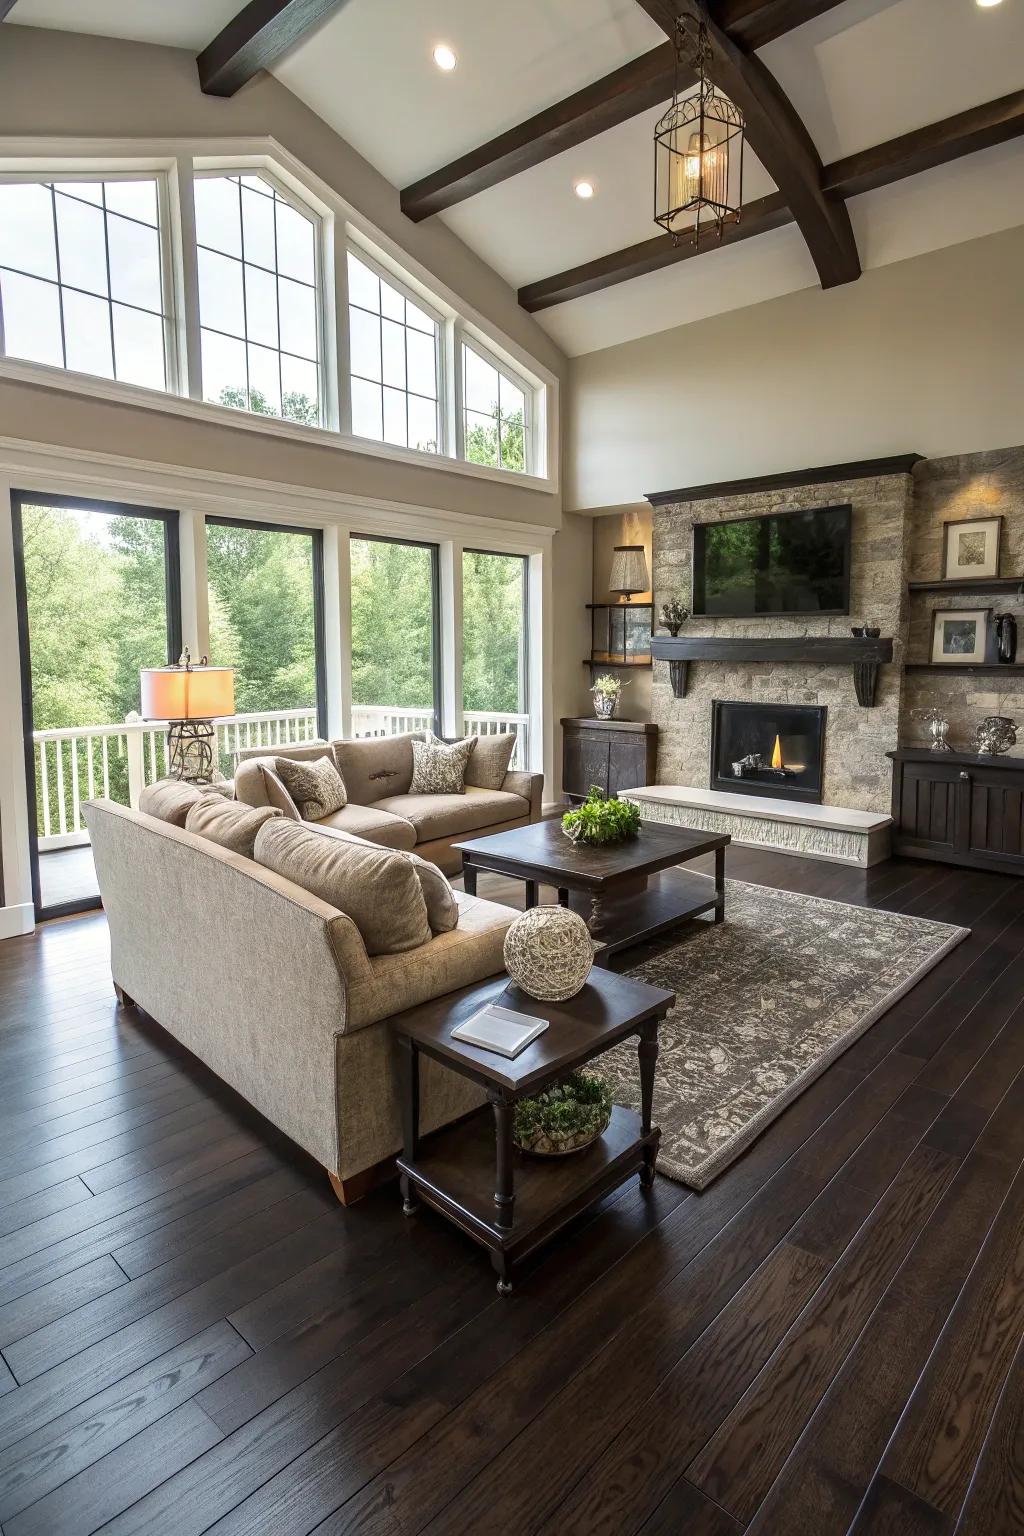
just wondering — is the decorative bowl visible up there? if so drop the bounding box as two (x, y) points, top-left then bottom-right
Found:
(512, 1071), (613, 1157)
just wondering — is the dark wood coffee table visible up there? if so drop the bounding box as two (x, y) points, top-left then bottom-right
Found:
(456, 818), (730, 963)
(391, 966), (674, 1294)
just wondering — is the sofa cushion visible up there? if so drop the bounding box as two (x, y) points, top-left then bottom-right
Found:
(410, 733), (474, 795)
(276, 754), (347, 820)
(185, 797), (282, 858)
(138, 779), (210, 828)
(254, 819), (430, 956)
(333, 732), (420, 806)
(464, 733), (517, 791)
(368, 785), (530, 842)
(314, 802), (416, 850)
(233, 758), (302, 820)
(301, 823), (458, 934)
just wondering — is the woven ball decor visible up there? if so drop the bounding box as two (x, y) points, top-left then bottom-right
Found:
(503, 905), (596, 1002)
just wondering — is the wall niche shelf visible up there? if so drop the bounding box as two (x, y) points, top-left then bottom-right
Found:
(650, 635), (894, 707)
(908, 577), (1024, 596)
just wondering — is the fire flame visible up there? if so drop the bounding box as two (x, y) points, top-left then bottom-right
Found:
(771, 734), (784, 770)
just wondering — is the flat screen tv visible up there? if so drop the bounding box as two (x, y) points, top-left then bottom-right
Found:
(691, 504), (852, 618)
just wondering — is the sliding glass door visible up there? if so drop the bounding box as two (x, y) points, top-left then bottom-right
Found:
(12, 491), (181, 919)
(349, 535), (440, 737)
(205, 517), (327, 768)
(462, 549), (529, 764)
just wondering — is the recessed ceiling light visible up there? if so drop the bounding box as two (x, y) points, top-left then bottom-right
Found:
(432, 43), (457, 71)
(574, 180), (596, 200)
(976, 0), (1003, 8)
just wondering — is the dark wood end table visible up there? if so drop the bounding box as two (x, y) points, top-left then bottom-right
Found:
(455, 818), (730, 964)
(390, 967), (674, 1295)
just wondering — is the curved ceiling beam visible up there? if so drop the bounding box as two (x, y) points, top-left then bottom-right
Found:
(639, 0), (860, 288)
(399, 0), (848, 223)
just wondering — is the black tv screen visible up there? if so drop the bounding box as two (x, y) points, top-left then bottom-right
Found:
(692, 504), (851, 618)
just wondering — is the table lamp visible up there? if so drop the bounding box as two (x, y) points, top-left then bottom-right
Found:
(140, 651), (235, 784)
(608, 545), (650, 663)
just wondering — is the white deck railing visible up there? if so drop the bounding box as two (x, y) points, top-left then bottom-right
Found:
(34, 704), (531, 850)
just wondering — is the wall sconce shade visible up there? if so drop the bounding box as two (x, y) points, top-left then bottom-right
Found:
(609, 544), (650, 599)
(140, 665), (235, 721)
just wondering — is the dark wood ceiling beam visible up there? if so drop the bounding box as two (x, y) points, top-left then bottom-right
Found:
(825, 87), (1024, 199)
(399, 0), (848, 222)
(0, 1), (20, 18)
(638, 0), (860, 288)
(198, 0), (351, 97)
(519, 193), (791, 310)
(519, 90), (1024, 311)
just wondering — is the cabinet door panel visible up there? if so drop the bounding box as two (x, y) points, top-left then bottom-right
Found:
(897, 763), (961, 852)
(607, 736), (651, 796)
(966, 770), (1024, 860)
(563, 732), (610, 799)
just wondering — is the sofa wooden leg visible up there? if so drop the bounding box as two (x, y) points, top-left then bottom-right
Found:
(328, 1159), (395, 1206)
(113, 983), (135, 1009)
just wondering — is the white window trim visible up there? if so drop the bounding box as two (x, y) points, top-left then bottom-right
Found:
(345, 239), (448, 459)
(0, 138), (559, 496)
(456, 329), (538, 478)
(0, 164), (179, 396)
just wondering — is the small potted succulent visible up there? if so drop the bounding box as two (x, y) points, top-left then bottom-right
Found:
(562, 786), (642, 846)
(591, 672), (626, 720)
(659, 598), (689, 636)
(513, 1070), (613, 1157)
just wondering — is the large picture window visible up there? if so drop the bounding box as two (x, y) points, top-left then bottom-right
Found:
(196, 173), (322, 427)
(461, 340), (530, 475)
(462, 549), (529, 764)
(347, 250), (440, 454)
(350, 535), (439, 738)
(0, 177), (169, 390)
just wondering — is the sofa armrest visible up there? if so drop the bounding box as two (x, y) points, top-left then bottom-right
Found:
(234, 757), (302, 820)
(501, 769), (543, 821)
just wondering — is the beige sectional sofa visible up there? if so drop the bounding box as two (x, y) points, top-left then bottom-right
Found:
(233, 731), (542, 876)
(84, 795), (520, 1200)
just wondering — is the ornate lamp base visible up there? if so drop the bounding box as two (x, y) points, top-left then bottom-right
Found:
(167, 719), (216, 784)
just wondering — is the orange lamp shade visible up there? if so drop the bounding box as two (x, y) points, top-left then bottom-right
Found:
(140, 665), (234, 721)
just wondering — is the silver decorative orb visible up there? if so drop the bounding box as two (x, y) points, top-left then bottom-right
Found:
(503, 906), (596, 1002)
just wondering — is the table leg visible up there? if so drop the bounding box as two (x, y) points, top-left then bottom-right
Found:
(491, 1249), (513, 1298)
(524, 880), (539, 909)
(397, 1036), (419, 1216)
(462, 860), (478, 897)
(638, 1020), (659, 1190)
(489, 1088), (516, 1233)
(714, 846), (726, 924)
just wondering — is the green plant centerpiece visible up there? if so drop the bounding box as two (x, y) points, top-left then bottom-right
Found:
(562, 786), (642, 846)
(513, 1070), (614, 1157)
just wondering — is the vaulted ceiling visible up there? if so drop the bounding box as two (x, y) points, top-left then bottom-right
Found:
(7, 0), (1024, 356)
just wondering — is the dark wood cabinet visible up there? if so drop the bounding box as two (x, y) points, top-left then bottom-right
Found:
(888, 749), (1024, 875)
(561, 718), (658, 803)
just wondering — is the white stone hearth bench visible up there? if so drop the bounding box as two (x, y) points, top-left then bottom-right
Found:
(623, 786), (892, 868)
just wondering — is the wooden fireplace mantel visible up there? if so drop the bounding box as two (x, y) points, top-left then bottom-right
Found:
(650, 635), (894, 707)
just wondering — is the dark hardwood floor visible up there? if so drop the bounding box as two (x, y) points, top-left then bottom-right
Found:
(1, 847), (1024, 1534)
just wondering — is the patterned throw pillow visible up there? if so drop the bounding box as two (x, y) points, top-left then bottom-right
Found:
(275, 754), (348, 821)
(409, 733), (475, 796)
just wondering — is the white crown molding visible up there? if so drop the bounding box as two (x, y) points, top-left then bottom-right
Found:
(0, 434), (555, 553)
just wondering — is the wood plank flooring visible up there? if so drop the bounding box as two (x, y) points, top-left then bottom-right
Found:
(1, 848), (1024, 1533)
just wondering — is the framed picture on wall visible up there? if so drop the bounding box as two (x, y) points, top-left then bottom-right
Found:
(942, 517), (1001, 582)
(930, 607), (993, 665)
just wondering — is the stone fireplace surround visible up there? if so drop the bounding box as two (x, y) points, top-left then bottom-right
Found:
(626, 445), (1024, 864)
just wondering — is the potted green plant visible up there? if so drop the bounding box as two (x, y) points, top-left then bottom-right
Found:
(562, 786), (642, 846)
(513, 1070), (613, 1157)
(591, 672), (626, 719)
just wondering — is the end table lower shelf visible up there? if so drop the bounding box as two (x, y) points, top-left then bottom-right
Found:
(397, 1104), (658, 1280)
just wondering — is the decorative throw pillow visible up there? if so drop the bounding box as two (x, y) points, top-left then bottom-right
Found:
(409, 733), (475, 796)
(463, 733), (516, 791)
(275, 754), (347, 820)
(253, 819), (431, 956)
(184, 797), (281, 859)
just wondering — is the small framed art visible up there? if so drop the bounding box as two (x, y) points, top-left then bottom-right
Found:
(942, 517), (1002, 582)
(930, 607), (993, 665)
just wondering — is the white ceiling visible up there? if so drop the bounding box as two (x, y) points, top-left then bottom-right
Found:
(8, 0), (1024, 358)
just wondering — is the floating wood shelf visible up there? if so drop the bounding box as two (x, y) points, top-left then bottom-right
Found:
(904, 664), (1024, 676)
(650, 635), (894, 707)
(582, 657), (652, 669)
(908, 577), (1024, 595)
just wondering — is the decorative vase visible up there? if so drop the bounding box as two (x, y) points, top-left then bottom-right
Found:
(503, 906), (596, 1002)
(593, 692), (617, 719)
(995, 613), (1018, 664)
(975, 716), (1017, 756)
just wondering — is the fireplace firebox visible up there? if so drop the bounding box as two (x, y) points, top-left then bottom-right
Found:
(710, 700), (826, 804)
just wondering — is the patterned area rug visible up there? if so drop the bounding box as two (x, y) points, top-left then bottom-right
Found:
(599, 880), (969, 1190)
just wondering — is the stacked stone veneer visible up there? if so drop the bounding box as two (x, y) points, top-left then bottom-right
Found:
(652, 473), (913, 814)
(905, 447), (1024, 757)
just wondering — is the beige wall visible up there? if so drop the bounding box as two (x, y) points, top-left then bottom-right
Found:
(567, 225), (1024, 512)
(0, 26), (566, 529)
